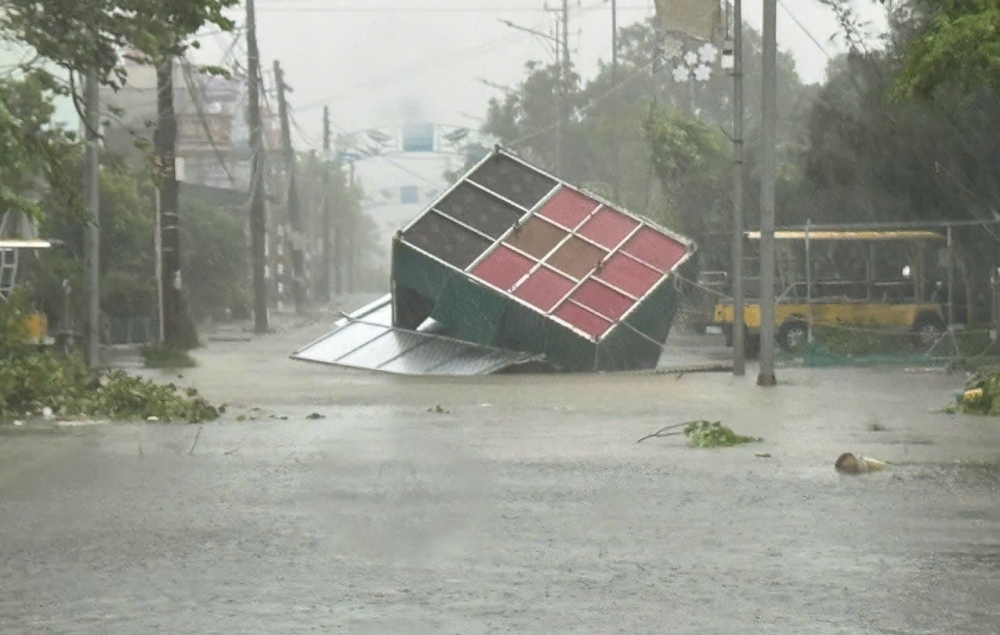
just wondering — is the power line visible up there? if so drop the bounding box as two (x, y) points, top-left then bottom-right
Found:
(291, 0), (613, 113)
(294, 30), (537, 112)
(253, 4), (649, 14)
(507, 52), (657, 149)
(776, 0), (832, 61)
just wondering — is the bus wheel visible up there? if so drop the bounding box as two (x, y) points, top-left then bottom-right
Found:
(912, 313), (946, 349)
(778, 318), (810, 353)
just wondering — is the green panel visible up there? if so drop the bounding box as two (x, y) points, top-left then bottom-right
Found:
(431, 276), (507, 346)
(627, 278), (680, 343)
(495, 300), (552, 356)
(596, 325), (643, 371)
(392, 240), (455, 304)
(597, 277), (682, 371)
(543, 319), (598, 372)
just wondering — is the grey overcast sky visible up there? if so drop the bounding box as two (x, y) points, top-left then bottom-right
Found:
(195, 0), (888, 150)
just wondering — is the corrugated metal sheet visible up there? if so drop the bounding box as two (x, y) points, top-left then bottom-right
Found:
(292, 295), (544, 376)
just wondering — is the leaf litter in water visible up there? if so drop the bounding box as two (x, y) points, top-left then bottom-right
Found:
(683, 421), (762, 448)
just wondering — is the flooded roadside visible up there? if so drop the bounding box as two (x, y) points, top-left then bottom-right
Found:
(1, 327), (998, 634)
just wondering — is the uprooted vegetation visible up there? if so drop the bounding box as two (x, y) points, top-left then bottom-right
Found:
(0, 295), (219, 423)
(637, 420), (762, 448)
(683, 421), (763, 448)
(949, 369), (1000, 416)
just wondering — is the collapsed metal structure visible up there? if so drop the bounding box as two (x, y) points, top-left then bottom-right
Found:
(293, 147), (697, 375)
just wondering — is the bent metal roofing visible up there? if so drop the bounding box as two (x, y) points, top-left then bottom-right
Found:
(290, 294), (543, 375)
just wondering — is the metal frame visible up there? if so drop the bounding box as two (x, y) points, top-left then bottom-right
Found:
(394, 146), (698, 344)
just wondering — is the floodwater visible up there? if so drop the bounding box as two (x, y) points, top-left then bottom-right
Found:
(1, 319), (998, 633)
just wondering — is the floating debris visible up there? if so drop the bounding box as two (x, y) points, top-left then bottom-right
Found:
(684, 421), (762, 448)
(835, 452), (888, 475)
(950, 369), (1000, 415)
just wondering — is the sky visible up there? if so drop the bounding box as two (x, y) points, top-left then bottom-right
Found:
(196, 1), (888, 142)
(189, 1), (889, 205)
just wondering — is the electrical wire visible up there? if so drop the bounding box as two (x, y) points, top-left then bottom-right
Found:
(292, 0), (613, 112)
(253, 4), (649, 14)
(507, 52), (657, 149)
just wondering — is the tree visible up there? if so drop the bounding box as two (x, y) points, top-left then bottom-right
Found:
(893, 0), (1000, 97)
(0, 1), (236, 87)
(792, 1), (1000, 324)
(0, 71), (79, 220)
(644, 106), (729, 241)
(2, 2), (239, 348)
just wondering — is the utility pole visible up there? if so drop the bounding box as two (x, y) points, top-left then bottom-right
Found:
(83, 73), (100, 368)
(731, 0), (746, 376)
(499, 16), (563, 173)
(757, 0), (778, 387)
(321, 106), (332, 303)
(558, 0), (569, 175)
(610, 0), (620, 200)
(273, 60), (305, 313)
(155, 56), (183, 348)
(247, 0), (268, 333)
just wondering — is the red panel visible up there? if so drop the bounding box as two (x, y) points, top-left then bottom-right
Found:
(472, 245), (535, 291)
(513, 268), (576, 312)
(578, 208), (639, 249)
(595, 253), (662, 298)
(536, 187), (601, 229)
(555, 301), (613, 338)
(570, 280), (634, 321)
(621, 227), (688, 272)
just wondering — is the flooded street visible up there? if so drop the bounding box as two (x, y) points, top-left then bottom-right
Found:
(2, 322), (999, 633)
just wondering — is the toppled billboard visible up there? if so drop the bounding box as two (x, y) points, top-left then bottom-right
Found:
(294, 146), (697, 375)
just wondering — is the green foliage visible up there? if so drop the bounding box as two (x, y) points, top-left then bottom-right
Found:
(793, 12), (1000, 323)
(0, 0), (238, 88)
(180, 199), (248, 321)
(895, 1), (1000, 97)
(643, 106), (729, 236)
(683, 421), (763, 448)
(955, 369), (1000, 415)
(810, 322), (912, 357)
(89, 372), (219, 422)
(0, 292), (35, 360)
(0, 72), (79, 219)
(0, 298), (216, 423)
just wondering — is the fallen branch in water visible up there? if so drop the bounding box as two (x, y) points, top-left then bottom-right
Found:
(636, 421), (698, 444)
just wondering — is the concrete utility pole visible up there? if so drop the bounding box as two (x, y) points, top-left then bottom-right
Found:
(757, 0), (778, 387)
(558, 0), (570, 175)
(155, 57), (183, 349)
(83, 73), (101, 368)
(247, 0), (269, 333)
(321, 106), (332, 303)
(273, 60), (306, 313)
(611, 0), (620, 200)
(731, 0), (746, 376)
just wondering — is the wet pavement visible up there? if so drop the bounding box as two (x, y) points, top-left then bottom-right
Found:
(1, 319), (999, 633)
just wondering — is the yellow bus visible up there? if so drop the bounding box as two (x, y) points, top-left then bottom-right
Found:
(713, 230), (949, 355)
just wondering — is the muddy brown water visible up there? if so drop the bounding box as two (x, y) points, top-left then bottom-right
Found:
(1, 324), (998, 633)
